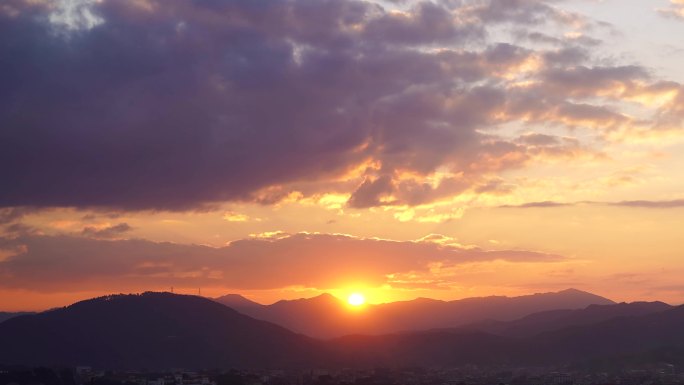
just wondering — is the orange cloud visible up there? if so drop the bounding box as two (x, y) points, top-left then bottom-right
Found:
(0, 232), (565, 293)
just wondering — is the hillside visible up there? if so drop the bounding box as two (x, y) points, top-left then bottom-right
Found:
(466, 301), (672, 337)
(0, 292), (322, 369)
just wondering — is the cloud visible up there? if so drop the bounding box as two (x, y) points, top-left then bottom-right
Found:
(2, 223), (36, 239)
(81, 223), (132, 238)
(463, 0), (588, 27)
(223, 211), (252, 222)
(348, 175), (396, 208)
(0, 207), (34, 225)
(0, 0), (679, 211)
(610, 199), (684, 209)
(514, 30), (601, 48)
(500, 199), (684, 209)
(362, 1), (484, 45)
(0, 232), (564, 292)
(500, 201), (573, 208)
(658, 1), (684, 20)
(654, 85), (684, 129)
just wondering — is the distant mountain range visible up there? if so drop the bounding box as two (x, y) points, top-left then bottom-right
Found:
(214, 288), (616, 338)
(522, 304), (684, 365)
(0, 311), (35, 324)
(331, 304), (684, 368)
(1, 290), (681, 370)
(463, 301), (673, 337)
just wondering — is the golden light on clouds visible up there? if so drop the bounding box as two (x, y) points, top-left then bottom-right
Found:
(1, 0), (684, 312)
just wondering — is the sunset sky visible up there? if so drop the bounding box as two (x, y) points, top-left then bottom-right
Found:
(1, 0), (684, 311)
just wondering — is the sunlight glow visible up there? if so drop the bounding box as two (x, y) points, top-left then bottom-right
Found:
(347, 292), (365, 306)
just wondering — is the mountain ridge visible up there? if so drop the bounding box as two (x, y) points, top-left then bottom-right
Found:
(0, 292), (323, 369)
(0, 311), (36, 324)
(2, 292), (684, 370)
(459, 300), (673, 337)
(215, 288), (615, 338)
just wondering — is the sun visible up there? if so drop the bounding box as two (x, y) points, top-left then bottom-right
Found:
(347, 292), (365, 307)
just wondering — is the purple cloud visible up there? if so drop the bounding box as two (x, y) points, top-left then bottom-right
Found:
(0, 0), (677, 211)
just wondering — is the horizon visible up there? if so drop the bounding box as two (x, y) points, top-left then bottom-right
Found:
(3, 284), (683, 373)
(5, 286), (681, 313)
(2, 0), (684, 313)
(0, 287), (593, 312)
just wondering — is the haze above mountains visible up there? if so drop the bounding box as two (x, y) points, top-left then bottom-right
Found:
(1, 290), (683, 370)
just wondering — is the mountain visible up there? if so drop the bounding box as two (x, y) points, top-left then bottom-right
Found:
(215, 293), (370, 339)
(214, 294), (264, 309)
(332, 330), (515, 367)
(0, 292), (322, 369)
(330, 304), (684, 368)
(253, 294), (357, 339)
(218, 288), (615, 338)
(528, 304), (684, 364)
(466, 301), (673, 337)
(1, 292), (683, 370)
(0, 311), (35, 324)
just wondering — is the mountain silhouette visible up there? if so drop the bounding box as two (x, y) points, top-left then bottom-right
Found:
(331, 330), (514, 367)
(0, 311), (35, 324)
(216, 288), (615, 338)
(465, 301), (672, 337)
(0, 292), (321, 369)
(330, 304), (684, 368)
(1, 292), (683, 370)
(527, 304), (684, 364)
(214, 294), (264, 309)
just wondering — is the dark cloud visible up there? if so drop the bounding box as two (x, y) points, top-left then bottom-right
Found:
(610, 199), (684, 209)
(1, 0), (379, 210)
(0, 208), (34, 225)
(0, 0), (493, 210)
(81, 223), (133, 238)
(0, 0), (675, 211)
(500, 199), (684, 209)
(555, 102), (628, 128)
(2, 223), (36, 237)
(363, 1), (484, 45)
(499, 64), (655, 132)
(348, 175), (395, 208)
(542, 46), (591, 65)
(0, 232), (564, 292)
(538, 65), (649, 98)
(465, 0), (582, 26)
